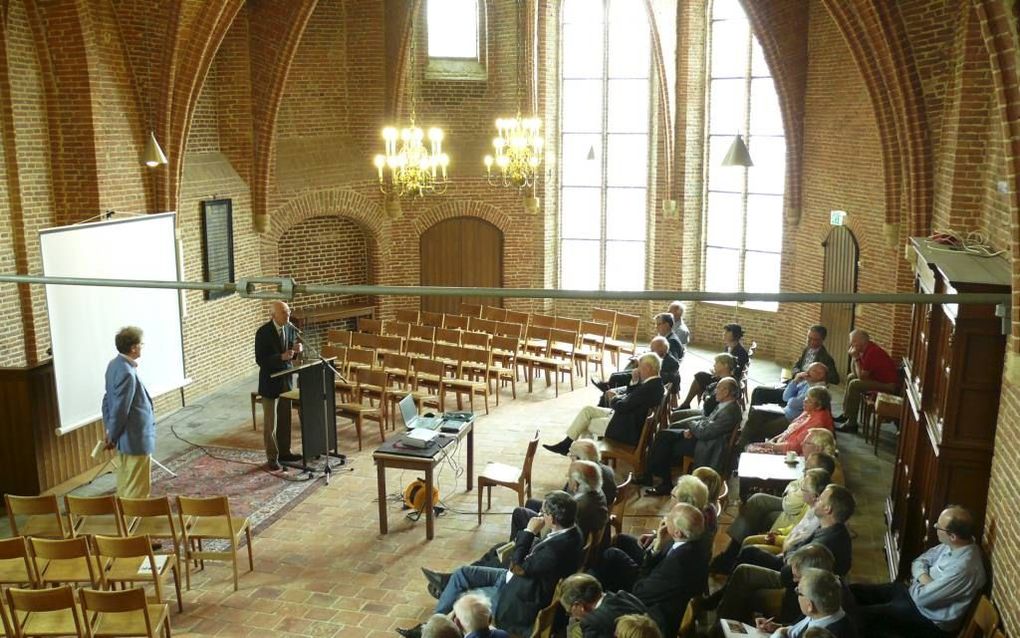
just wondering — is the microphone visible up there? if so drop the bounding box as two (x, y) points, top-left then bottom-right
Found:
(286, 320), (304, 335)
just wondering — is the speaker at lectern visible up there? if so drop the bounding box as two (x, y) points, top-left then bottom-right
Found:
(271, 357), (338, 467)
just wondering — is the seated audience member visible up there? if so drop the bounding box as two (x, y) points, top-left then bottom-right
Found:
(401, 491), (583, 638)
(751, 325), (840, 407)
(668, 301), (691, 346)
(835, 329), (898, 433)
(739, 363), (830, 449)
(655, 312), (685, 361)
(509, 460), (608, 541)
(598, 337), (679, 405)
(422, 614), (462, 638)
(678, 324), (748, 409)
(641, 378), (742, 495)
(711, 454), (837, 573)
(669, 353), (736, 425)
(614, 614), (662, 638)
(757, 568), (858, 638)
(569, 439), (618, 506)
(692, 466), (723, 536)
(559, 573), (647, 638)
(802, 429), (843, 485)
(544, 353), (665, 455)
(747, 387), (835, 456)
(735, 468), (832, 560)
(453, 594), (509, 638)
(849, 506), (986, 638)
(709, 544), (837, 632)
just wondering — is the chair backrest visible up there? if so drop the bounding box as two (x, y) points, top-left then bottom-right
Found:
(383, 352), (412, 372)
(4, 494), (66, 538)
(394, 309), (420, 323)
(613, 312), (640, 342)
(357, 317), (382, 334)
(553, 317), (581, 332)
(482, 306), (508, 322)
(521, 431), (541, 492)
(960, 595), (1000, 638)
(435, 327), (462, 346)
(322, 344), (346, 362)
(93, 534), (153, 560)
(326, 328), (353, 347)
(30, 536), (102, 588)
(347, 347), (376, 367)
(406, 338), (435, 359)
(677, 599), (696, 638)
(504, 309), (529, 325)
(79, 586), (160, 638)
(443, 314), (469, 330)
(491, 335), (519, 356)
(530, 578), (563, 638)
(382, 321), (410, 339)
(459, 346), (491, 367)
(375, 334), (403, 353)
(350, 331), (376, 349)
(177, 495), (230, 518)
(413, 358), (446, 380)
(65, 495), (124, 536)
(0, 537), (35, 587)
(591, 308), (617, 335)
(531, 313), (555, 328)
(361, 369), (390, 390)
(581, 320), (609, 343)
(409, 324), (436, 341)
(549, 329), (578, 356)
(6, 585), (83, 636)
(460, 330), (490, 350)
(524, 325), (551, 350)
(495, 321), (523, 341)
(459, 303), (483, 318)
(420, 310), (444, 328)
(117, 496), (178, 545)
(433, 344), (463, 370)
(467, 317), (498, 334)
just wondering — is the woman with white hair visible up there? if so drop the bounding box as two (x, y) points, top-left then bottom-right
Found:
(453, 593), (508, 638)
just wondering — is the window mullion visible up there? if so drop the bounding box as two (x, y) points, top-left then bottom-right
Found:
(738, 28), (754, 300)
(600, 0), (610, 291)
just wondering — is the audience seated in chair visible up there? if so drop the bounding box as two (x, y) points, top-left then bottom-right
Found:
(655, 313), (685, 362)
(559, 573), (648, 638)
(740, 363), (831, 450)
(595, 337), (678, 409)
(669, 353), (736, 425)
(848, 505), (986, 638)
(453, 593), (510, 638)
(667, 301), (691, 348)
(835, 329), (898, 434)
(678, 323), (748, 410)
(751, 325), (840, 407)
(543, 353), (664, 455)
(755, 568), (859, 638)
(507, 461), (608, 544)
(746, 387), (835, 456)
(639, 377), (742, 495)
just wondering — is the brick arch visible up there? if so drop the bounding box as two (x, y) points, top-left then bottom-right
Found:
(413, 200), (513, 237)
(810, 218), (880, 264)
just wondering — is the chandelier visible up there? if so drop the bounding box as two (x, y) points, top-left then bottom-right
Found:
(485, 0), (543, 191)
(373, 8), (449, 198)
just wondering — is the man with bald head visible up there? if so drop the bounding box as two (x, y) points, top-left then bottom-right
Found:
(254, 301), (303, 470)
(849, 506), (986, 637)
(835, 329), (897, 433)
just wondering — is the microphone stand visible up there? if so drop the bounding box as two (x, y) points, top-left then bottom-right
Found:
(287, 322), (347, 485)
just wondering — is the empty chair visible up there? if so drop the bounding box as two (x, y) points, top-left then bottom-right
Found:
(488, 335), (519, 400)
(117, 496), (184, 561)
(553, 316), (581, 333)
(444, 346), (491, 414)
(477, 431), (540, 524)
(504, 309), (529, 325)
(29, 537), (104, 589)
(350, 331), (377, 350)
(5, 586), (84, 638)
(357, 317), (382, 334)
(65, 495), (126, 540)
(420, 310), (444, 328)
(590, 308), (617, 339)
(467, 317), (498, 335)
(382, 352), (413, 388)
(460, 329), (491, 356)
(325, 328), (353, 347)
(79, 587), (171, 638)
(530, 313), (555, 329)
(0, 537), (37, 589)
(93, 534), (182, 613)
(411, 358), (447, 411)
(494, 321), (523, 343)
(482, 306), (507, 322)
(576, 320), (609, 379)
(382, 320), (410, 340)
(409, 324), (436, 341)
(405, 338), (435, 360)
(374, 334), (404, 360)
(458, 303), (483, 318)
(442, 314), (469, 330)
(177, 496), (253, 592)
(4, 495), (66, 540)
(603, 311), (639, 366)
(394, 308), (420, 323)
(434, 327), (462, 346)
(344, 347), (376, 377)
(354, 369), (389, 442)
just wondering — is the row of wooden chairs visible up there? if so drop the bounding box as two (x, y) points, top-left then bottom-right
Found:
(4, 494), (253, 592)
(1, 585), (170, 638)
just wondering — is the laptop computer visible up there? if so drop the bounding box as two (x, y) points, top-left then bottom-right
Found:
(398, 394), (443, 430)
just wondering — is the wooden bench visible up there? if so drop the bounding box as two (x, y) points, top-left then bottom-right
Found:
(292, 302), (375, 325)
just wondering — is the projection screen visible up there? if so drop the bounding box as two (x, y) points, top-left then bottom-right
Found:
(40, 212), (189, 433)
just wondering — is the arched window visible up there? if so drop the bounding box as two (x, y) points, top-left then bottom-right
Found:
(559, 0), (651, 291)
(704, 0), (785, 310)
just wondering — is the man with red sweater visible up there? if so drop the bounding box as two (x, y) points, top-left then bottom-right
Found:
(835, 329), (898, 433)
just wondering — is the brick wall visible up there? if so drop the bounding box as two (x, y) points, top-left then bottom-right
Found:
(279, 215), (371, 312)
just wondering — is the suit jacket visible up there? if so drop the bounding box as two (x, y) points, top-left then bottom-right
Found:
(496, 526), (584, 636)
(660, 352), (681, 393)
(580, 591), (648, 638)
(605, 377), (665, 445)
(789, 522), (853, 576)
(793, 345), (840, 385)
(599, 463), (617, 506)
(255, 320), (297, 398)
(632, 540), (708, 638)
(666, 332), (685, 361)
(575, 490), (609, 542)
(689, 400), (742, 472)
(102, 355), (156, 455)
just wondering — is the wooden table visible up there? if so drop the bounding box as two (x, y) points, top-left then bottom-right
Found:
(737, 452), (804, 502)
(373, 421), (474, 540)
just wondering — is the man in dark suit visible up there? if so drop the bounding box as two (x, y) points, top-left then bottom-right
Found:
(401, 491), (584, 638)
(655, 313), (685, 361)
(544, 353), (664, 455)
(641, 377), (742, 495)
(752, 325), (840, 407)
(102, 326), (156, 498)
(509, 460), (608, 542)
(254, 301), (303, 470)
(559, 573), (648, 638)
(595, 336), (678, 404)
(631, 503), (709, 638)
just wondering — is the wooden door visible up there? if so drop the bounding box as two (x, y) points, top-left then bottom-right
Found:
(819, 227), (859, 381)
(420, 217), (503, 314)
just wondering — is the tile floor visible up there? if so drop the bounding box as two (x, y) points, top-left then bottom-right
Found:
(9, 346), (894, 636)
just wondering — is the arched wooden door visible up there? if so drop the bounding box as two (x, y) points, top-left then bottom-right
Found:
(420, 217), (503, 314)
(820, 226), (860, 381)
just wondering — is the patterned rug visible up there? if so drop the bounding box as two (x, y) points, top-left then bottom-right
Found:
(148, 446), (325, 536)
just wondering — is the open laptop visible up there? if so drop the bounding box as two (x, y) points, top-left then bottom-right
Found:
(398, 394), (443, 431)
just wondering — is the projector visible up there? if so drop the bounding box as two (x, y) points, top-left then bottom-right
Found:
(403, 428), (439, 449)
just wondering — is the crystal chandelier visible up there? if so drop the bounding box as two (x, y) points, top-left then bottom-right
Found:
(372, 9), (449, 198)
(484, 115), (543, 189)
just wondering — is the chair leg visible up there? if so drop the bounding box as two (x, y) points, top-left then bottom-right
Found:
(171, 562), (183, 612)
(246, 527), (254, 571)
(517, 489), (524, 506)
(355, 415), (363, 451)
(487, 486), (492, 509)
(477, 487), (483, 526)
(231, 545), (239, 591)
(251, 394), (258, 431)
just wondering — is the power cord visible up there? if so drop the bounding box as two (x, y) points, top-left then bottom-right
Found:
(925, 230), (1005, 258)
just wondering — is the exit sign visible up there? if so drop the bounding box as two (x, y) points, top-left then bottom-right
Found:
(830, 210), (847, 226)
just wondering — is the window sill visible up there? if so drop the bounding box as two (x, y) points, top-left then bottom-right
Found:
(425, 58), (487, 82)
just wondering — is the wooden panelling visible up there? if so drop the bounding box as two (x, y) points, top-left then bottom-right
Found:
(820, 226), (859, 379)
(0, 360), (106, 497)
(420, 217), (503, 315)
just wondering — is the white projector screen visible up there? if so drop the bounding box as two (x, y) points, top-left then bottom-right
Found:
(40, 212), (189, 433)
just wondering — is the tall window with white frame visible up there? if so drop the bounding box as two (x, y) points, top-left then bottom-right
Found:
(560, 0), (651, 291)
(427, 0), (479, 60)
(704, 0), (785, 310)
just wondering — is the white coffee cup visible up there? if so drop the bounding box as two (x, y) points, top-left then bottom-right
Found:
(786, 451), (798, 463)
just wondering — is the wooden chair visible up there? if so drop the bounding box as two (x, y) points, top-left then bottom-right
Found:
(248, 391), (262, 431)
(0, 537), (37, 589)
(325, 328), (352, 347)
(504, 309), (530, 326)
(467, 317), (497, 335)
(382, 352), (413, 389)
(530, 578), (563, 638)
(553, 316), (581, 333)
(336, 371), (385, 451)
(394, 309), (420, 323)
(521, 328), (575, 396)
(4, 586), (84, 638)
(959, 595), (999, 638)
(495, 321), (524, 343)
(344, 347), (376, 377)
(608, 473), (635, 536)
(350, 331), (377, 350)
(488, 335), (519, 400)
(357, 317), (383, 334)
(530, 313), (555, 329)
(93, 534), (182, 613)
(599, 385), (671, 476)
(29, 537), (104, 589)
(477, 431), (541, 524)
(591, 308), (617, 339)
(0, 593), (12, 638)
(410, 358), (447, 411)
(435, 327), (462, 346)
(677, 599), (696, 638)
(382, 320), (410, 340)
(482, 306), (508, 322)
(516, 326), (552, 392)
(420, 310), (444, 328)
(577, 320), (609, 379)
(176, 496), (253, 592)
(409, 324), (436, 341)
(65, 495), (126, 541)
(354, 369), (390, 440)
(442, 347), (491, 414)
(405, 338), (435, 360)
(117, 496), (183, 561)
(604, 311), (639, 367)
(458, 303), (483, 318)
(79, 587), (170, 638)
(443, 314), (470, 330)
(4, 495), (67, 540)
(865, 392), (903, 455)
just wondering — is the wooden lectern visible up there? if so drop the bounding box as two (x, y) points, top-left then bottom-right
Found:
(271, 358), (339, 471)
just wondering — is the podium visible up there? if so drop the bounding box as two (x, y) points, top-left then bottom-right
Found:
(271, 358), (340, 472)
